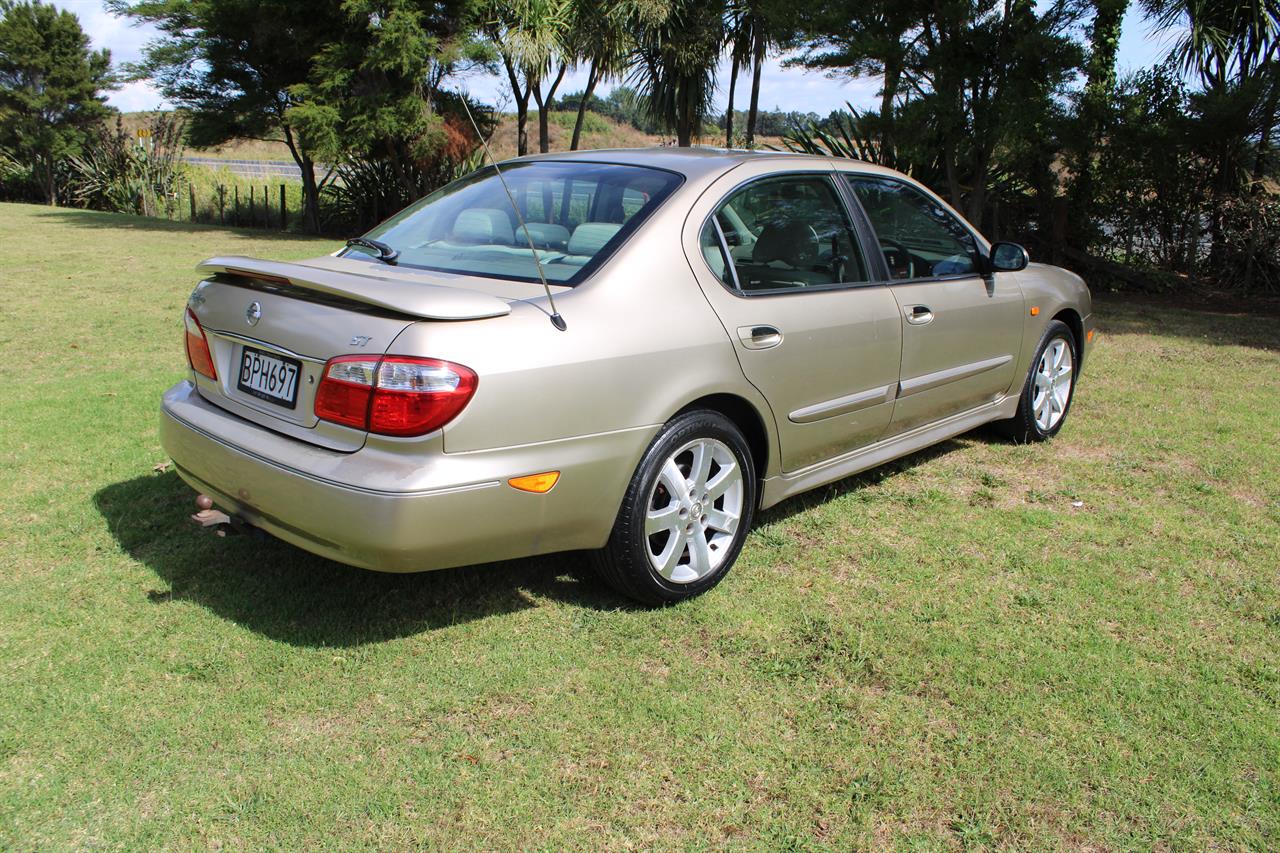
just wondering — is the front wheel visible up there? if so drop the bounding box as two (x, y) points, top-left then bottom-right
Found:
(593, 410), (756, 605)
(999, 319), (1078, 443)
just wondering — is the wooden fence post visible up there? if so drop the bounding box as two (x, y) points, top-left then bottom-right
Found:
(280, 184), (287, 230)
(218, 185), (225, 225)
(263, 185), (268, 228)
(234, 186), (240, 226)
(249, 185), (255, 227)
(189, 184), (197, 223)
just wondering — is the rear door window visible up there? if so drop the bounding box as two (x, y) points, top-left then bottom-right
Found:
(704, 174), (870, 293)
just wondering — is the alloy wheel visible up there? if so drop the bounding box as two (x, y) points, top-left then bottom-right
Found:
(1032, 336), (1074, 432)
(643, 437), (744, 583)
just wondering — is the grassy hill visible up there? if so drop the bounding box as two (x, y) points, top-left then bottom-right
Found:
(122, 109), (772, 165)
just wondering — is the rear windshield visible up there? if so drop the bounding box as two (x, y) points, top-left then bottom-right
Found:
(343, 161), (683, 285)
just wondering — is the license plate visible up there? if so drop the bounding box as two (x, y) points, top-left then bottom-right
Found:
(236, 346), (301, 408)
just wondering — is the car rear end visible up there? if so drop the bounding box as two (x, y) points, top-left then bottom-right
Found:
(160, 157), (703, 573)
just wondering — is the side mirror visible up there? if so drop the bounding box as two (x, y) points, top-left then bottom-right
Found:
(723, 231), (743, 247)
(989, 241), (1030, 272)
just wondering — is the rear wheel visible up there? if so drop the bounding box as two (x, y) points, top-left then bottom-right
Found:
(999, 320), (1077, 443)
(593, 411), (756, 605)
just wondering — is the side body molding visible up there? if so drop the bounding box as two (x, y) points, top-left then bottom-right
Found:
(897, 354), (1013, 398)
(789, 384), (897, 424)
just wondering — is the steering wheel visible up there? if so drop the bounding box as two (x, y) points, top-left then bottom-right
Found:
(878, 238), (913, 280)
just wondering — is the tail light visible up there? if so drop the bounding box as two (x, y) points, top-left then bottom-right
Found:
(314, 355), (478, 437)
(184, 308), (217, 380)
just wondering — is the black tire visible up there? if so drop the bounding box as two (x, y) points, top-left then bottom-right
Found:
(592, 410), (757, 605)
(998, 319), (1078, 443)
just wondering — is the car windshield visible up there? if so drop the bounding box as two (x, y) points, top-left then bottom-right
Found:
(342, 161), (683, 285)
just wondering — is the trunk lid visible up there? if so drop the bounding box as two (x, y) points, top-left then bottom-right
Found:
(186, 255), (513, 451)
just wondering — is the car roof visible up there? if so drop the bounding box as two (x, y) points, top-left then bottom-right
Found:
(504, 146), (902, 182)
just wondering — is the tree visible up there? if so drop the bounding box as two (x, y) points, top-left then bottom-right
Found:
(482, 0), (573, 155)
(730, 0), (786, 146)
(0, 1), (114, 205)
(792, 0), (927, 156)
(565, 0), (650, 149)
(630, 0), (724, 146)
(1142, 0), (1280, 258)
(1066, 0), (1129, 248)
(111, 0), (350, 233)
(289, 0), (482, 198)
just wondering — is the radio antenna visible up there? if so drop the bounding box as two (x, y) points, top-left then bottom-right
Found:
(459, 97), (566, 331)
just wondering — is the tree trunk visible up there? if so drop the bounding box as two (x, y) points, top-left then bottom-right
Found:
(1068, 0), (1127, 246)
(571, 60), (600, 151)
(677, 85), (693, 147)
(501, 54), (532, 156)
(42, 155), (56, 206)
(282, 124), (321, 234)
(745, 31), (765, 146)
(942, 141), (963, 211)
(1252, 81), (1279, 183)
(880, 54), (901, 158)
(532, 62), (568, 154)
(516, 102), (530, 157)
(725, 60), (739, 147)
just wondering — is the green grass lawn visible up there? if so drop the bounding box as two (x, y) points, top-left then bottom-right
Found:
(1, 202), (1277, 850)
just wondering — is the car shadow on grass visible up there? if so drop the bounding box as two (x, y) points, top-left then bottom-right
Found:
(94, 426), (1004, 646)
(93, 471), (639, 648)
(753, 429), (1000, 527)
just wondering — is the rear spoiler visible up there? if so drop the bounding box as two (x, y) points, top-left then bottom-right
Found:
(196, 255), (513, 321)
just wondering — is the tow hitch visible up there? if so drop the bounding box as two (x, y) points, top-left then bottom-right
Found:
(190, 494), (260, 538)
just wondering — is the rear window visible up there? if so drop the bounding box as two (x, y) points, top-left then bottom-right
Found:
(343, 161), (683, 285)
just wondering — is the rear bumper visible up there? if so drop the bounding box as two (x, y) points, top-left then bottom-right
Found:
(159, 381), (655, 572)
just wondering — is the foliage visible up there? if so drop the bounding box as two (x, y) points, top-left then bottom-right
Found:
(109, 0), (351, 232)
(775, 102), (912, 171)
(628, 0), (725, 146)
(1217, 191), (1280, 291)
(66, 113), (185, 217)
(289, 0), (482, 191)
(0, 0), (115, 205)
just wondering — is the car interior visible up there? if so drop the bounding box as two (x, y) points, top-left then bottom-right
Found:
(355, 163), (677, 284)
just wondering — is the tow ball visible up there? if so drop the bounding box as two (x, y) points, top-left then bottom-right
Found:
(190, 494), (258, 538)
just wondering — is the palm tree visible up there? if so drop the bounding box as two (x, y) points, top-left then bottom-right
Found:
(565, 0), (650, 150)
(721, 0), (783, 146)
(629, 0), (725, 146)
(483, 0), (573, 155)
(722, 2), (755, 146)
(1142, 0), (1279, 254)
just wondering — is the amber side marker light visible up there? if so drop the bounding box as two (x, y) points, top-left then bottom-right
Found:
(509, 471), (560, 493)
(1029, 306), (1040, 316)
(1087, 329), (1096, 343)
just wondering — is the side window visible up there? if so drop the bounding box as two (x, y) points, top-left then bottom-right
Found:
(709, 175), (869, 292)
(847, 177), (979, 280)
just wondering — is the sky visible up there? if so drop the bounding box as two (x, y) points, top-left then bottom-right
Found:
(51, 0), (1180, 117)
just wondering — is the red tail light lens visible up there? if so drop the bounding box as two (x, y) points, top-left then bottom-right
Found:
(314, 355), (477, 437)
(313, 356), (378, 430)
(184, 308), (217, 380)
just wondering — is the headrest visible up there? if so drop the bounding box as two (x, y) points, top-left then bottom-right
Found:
(453, 208), (514, 244)
(515, 222), (571, 250)
(752, 222), (818, 269)
(567, 222), (622, 256)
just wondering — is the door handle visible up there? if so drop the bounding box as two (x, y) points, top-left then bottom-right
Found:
(737, 325), (783, 350)
(904, 304), (934, 326)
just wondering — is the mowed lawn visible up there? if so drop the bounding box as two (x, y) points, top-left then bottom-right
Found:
(1, 202), (1277, 850)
